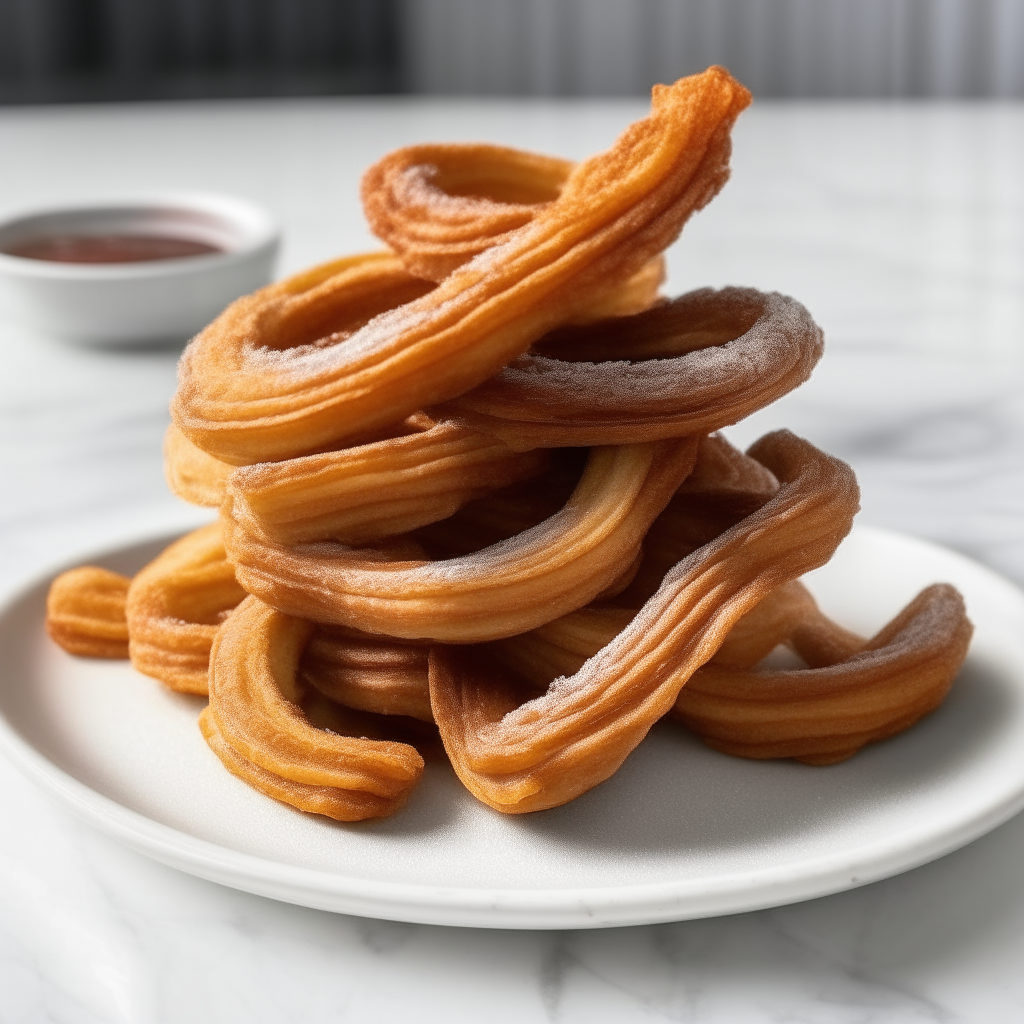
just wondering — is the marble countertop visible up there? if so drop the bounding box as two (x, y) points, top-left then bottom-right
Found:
(1, 96), (1023, 1023)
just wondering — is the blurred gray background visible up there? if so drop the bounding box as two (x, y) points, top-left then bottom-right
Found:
(1, 0), (1023, 103)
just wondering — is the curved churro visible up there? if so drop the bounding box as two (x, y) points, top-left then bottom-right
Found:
(172, 68), (751, 465)
(227, 413), (547, 547)
(222, 437), (699, 643)
(674, 584), (973, 764)
(430, 430), (860, 813)
(46, 566), (131, 659)
(205, 595), (424, 819)
(446, 288), (823, 448)
(360, 140), (665, 321)
(126, 522), (246, 694)
(173, 252), (435, 465)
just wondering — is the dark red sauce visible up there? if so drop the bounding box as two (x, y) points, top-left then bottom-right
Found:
(2, 233), (224, 264)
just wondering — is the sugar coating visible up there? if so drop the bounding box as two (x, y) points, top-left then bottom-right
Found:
(268, 483), (589, 593)
(395, 164), (514, 218)
(474, 292), (821, 414)
(246, 299), (434, 376)
(243, 228), (538, 383)
(504, 540), (710, 718)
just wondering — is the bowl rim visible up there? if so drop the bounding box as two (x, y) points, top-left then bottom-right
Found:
(0, 192), (280, 280)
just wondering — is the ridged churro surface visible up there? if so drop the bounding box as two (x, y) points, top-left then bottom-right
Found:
(47, 67), (973, 823)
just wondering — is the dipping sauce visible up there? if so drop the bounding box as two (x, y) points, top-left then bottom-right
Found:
(2, 233), (224, 264)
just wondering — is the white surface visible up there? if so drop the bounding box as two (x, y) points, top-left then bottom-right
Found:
(1, 97), (1024, 1019)
(0, 193), (279, 345)
(4, 527), (1022, 930)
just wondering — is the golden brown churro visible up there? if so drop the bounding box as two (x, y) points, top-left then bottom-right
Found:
(674, 584), (972, 765)
(221, 437), (699, 642)
(444, 288), (824, 449)
(205, 595), (424, 820)
(172, 69), (751, 464)
(429, 430), (861, 813)
(126, 522), (246, 695)
(46, 566), (131, 659)
(46, 67), (972, 823)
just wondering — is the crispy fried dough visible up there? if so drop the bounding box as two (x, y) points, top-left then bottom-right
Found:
(49, 69), (973, 823)
(172, 68), (751, 465)
(674, 584), (973, 764)
(46, 566), (131, 658)
(204, 595), (424, 819)
(227, 413), (547, 547)
(429, 430), (860, 813)
(126, 522), (246, 694)
(445, 288), (823, 448)
(222, 437), (699, 643)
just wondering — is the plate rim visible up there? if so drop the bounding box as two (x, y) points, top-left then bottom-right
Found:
(3, 523), (1024, 929)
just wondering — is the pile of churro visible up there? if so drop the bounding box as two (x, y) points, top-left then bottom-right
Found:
(46, 68), (972, 821)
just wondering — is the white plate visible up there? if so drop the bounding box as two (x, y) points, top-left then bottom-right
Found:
(2, 525), (1023, 929)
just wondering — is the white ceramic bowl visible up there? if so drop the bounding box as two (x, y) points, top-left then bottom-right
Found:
(0, 193), (279, 346)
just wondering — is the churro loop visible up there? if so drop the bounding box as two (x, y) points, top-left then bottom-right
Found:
(45, 69), (976, 823)
(199, 706), (392, 821)
(205, 594), (424, 819)
(222, 436), (699, 643)
(445, 288), (823, 448)
(173, 68), (751, 465)
(360, 141), (666, 321)
(674, 584), (972, 764)
(164, 424), (232, 508)
(46, 567), (131, 659)
(126, 522), (246, 694)
(361, 143), (573, 282)
(174, 252), (435, 466)
(227, 413), (548, 547)
(429, 430), (859, 813)
(301, 627), (432, 722)
(618, 431), (780, 606)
